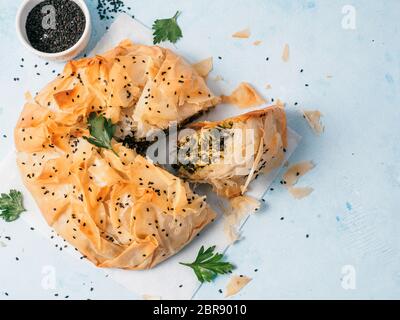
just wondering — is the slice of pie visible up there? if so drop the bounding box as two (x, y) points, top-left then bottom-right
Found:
(176, 105), (287, 198)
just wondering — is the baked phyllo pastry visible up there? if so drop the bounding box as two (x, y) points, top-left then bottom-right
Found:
(13, 42), (217, 270)
(33, 39), (220, 153)
(176, 105), (287, 198)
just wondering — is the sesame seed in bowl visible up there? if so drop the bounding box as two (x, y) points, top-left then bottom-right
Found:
(16, 0), (91, 61)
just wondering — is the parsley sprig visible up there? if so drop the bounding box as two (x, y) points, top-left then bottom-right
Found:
(152, 11), (183, 45)
(0, 190), (26, 222)
(84, 113), (118, 156)
(180, 246), (234, 283)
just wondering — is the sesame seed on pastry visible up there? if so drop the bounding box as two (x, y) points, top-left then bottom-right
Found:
(14, 40), (218, 270)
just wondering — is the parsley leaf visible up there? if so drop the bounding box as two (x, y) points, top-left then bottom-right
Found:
(180, 246), (234, 283)
(83, 113), (118, 156)
(152, 11), (183, 44)
(0, 190), (26, 222)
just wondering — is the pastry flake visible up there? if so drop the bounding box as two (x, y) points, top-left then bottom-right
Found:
(193, 57), (213, 78)
(222, 82), (265, 108)
(232, 28), (251, 39)
(302, 110), (324, 135)
(176, 105), (287, 198)
(225, 274), (252, 297)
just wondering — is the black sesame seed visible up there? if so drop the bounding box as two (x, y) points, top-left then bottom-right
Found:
(26, 0), (86, 53)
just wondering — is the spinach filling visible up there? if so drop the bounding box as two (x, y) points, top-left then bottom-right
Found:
(175, 121), (235, 174)
(120, 108), (215, 156)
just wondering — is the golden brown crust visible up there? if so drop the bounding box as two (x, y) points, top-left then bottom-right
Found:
(188, 105), (287, 147)
(14, 40), (218, 270)
(33, 39), (220, 138)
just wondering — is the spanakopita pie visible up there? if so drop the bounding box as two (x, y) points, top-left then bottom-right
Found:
(14, 40), (218, 270)
(33, 39), (220, 153)
(175, 105), (287, 198)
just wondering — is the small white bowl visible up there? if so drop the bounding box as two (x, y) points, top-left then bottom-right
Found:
(16, 0), (91, 62)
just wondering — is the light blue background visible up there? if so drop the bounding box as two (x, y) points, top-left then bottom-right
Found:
(0, 0), (399, 299)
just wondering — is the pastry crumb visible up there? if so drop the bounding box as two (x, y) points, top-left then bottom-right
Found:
(283, 161), (315, 186)
(222, 82), (265, 108)
(225, 274), (252, 297)
(193, 57), (213, 77)
(283, 161), (315, 199)
(232, 28), (251, 39)
(282, 44), (290, 62)
(223, 196), (260, 244)
(288, 187), (314, 199)
(303, 110), (324, 135)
